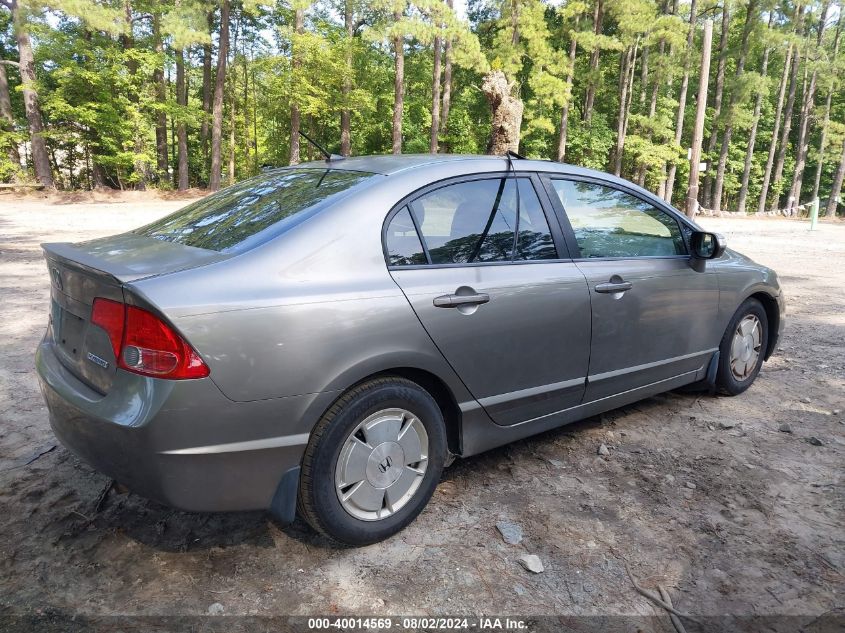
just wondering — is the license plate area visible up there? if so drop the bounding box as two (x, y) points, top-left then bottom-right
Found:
(57, 304), (86, 359)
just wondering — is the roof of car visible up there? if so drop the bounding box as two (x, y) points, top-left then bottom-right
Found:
(295, 153), (605, 179)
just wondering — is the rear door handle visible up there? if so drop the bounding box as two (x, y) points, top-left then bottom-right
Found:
(433, 292), (490, 308)
(594, 280), (633, 294)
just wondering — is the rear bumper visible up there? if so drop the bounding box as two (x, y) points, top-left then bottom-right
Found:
(36, 338), (336, 518)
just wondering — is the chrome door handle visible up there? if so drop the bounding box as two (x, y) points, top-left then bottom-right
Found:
(594, 281), (632, 294)
(433, 292), (490, 308)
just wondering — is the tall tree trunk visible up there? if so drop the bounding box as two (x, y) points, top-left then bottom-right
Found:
(826, 137), (845, 216)
(10, 0), (53, 188)
(201, 10), (213, 172)
(639, 44), (648, 107)
(788, 1), (830, 210)
(556, 16), (579, 162)
(769, 5), (805, 212)
(392, 9), (404, 154)
(228, 79), (236, 183)
(228, 18), (241, 182)
(687, 18), (713, 218)
(737, 15), (773, 214)
(175, 46), (189, 190)
(702, 3), (730, 208)
(242, 45), (250, 175)
(612, 42), (637, 176)
(482, 70), (523, 155)
(812, 14), (843, 203)
(757, 42), (793, 214)
(152, 12), (168, 178)
(439, 0), (454, 146)
(122, 0), (149, 189)
(208, 0), (229, 191)
(0, 60), (21, 169)
(429, 32), (442, 153)
(712, 0), (757, 212)
(289, 8), (304, 165)
(340, 1), (353, 156)
(664, 0), (697, 204)
(583, 0), (603, 123)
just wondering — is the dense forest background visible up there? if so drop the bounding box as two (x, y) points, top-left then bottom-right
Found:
(0, 0), (843, 216)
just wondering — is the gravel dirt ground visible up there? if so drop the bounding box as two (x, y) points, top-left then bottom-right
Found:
(0, 194), (842, 632)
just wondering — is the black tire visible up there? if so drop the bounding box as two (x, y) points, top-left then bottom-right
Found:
(716, 298), (768, 396)
(298, 377), (447, 546)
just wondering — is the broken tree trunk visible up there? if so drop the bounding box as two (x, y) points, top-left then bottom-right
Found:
(482, 70), (523, 155)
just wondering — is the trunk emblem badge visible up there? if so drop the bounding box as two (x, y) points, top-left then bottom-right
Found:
(86, 352), (109, 369)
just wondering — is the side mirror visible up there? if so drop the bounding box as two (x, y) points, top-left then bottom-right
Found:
(690, 231), (726, 259)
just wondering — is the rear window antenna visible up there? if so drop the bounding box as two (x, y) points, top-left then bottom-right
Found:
(299, 131), (345, 163)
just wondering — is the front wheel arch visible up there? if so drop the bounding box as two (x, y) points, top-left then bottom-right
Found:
(748, 291), (780, 359)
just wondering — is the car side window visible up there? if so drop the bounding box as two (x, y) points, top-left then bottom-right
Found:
(385, 177), (557, 266)
(550, 179), (687, 259)
(384, 207), (427, 266)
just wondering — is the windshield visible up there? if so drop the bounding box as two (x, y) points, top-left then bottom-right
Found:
(134, 168), (376, 252)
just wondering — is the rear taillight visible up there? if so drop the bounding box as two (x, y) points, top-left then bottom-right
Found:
(90, 297), (209, 380)
(91, 297), (124, 359)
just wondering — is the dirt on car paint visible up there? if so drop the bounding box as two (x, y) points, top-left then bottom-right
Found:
(0, 195), (842, 629)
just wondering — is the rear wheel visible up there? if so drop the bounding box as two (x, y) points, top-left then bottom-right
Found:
(298, 377), (447, 545)
(716, 298), (768, 396)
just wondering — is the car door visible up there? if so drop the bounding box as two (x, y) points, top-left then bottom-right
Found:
(384, 173), (591, 426)
(543, 176), (720, 402)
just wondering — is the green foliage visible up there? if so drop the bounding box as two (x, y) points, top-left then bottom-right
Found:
(0, 0), (839, 214)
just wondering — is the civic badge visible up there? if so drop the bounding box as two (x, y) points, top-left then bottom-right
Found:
(86, 352), (109, 369)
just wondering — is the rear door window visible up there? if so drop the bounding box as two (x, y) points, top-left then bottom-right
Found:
(385, 177), (557, 266)
(135, 168), (375, 252)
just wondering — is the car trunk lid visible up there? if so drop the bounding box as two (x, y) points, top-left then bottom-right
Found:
(42, 235), (229, 394)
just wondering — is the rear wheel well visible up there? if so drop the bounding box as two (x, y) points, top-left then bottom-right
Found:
(366, 368), (462, 456)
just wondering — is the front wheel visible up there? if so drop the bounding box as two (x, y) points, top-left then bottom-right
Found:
(716, 298), (768, 396)
(298, 377), (447, 545)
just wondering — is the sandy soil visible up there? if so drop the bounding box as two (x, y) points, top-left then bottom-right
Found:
(0, 194), (842, 630)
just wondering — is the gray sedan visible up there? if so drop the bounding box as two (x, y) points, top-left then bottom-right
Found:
(36, 155), (784, 545)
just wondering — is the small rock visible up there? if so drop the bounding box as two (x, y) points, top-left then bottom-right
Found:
(832, 409), (841, 416)
(664, 474), (675, 484)
(685, 482), (697, 490)
(496, 521), (523, 545)
(597, 443), (610, 456)
(547, 458), (564, 468)
(718, 439), (726, 445)
(800, 396), (811, 404)
(514, 584), (527, 596)
(778, 423), (793, 434)
(518, 554), (544, 573)
(707, 425), (715, 431)
(805, 436), (824, 447)
(207, 603), (225, 616)
(719, 421), (737, 430)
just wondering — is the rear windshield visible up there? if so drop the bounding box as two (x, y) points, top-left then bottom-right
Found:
(134, 168), (376, 252)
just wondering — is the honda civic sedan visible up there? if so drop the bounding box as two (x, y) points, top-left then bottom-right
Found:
(36, 154), (784, 545)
